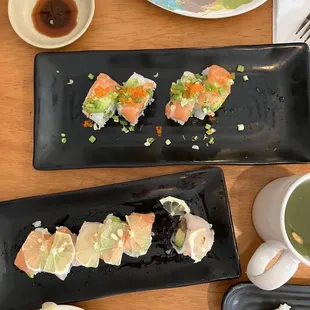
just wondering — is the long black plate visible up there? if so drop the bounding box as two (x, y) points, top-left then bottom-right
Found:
(0, 168), (240, 310)
(222, 282), (310, 309)
(33, 44), (310, 170)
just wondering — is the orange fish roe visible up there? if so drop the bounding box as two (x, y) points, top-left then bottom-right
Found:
(82, 119), (94, 128)
(119, 86), (148, 105)
(156, 126), (162, 137)
(94, 86), (110, 98)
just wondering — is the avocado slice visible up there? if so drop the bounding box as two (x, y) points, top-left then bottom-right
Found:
(83, 93), (117, 114)
(172, 218), (187, 250)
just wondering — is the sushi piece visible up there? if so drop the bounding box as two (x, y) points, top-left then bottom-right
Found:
(14, 228), (51, 277)
(165, 71), (204, 125)
(43, 231), (75, 276)
(171, 213), (214, 263)
(82, 73), (120, 129)
(117, 73), (156, 125)
(75, 222), (102, 268)
(99, 214), (128, 266)
(124, 213), (155, 258)
(193, 65), (234, 120)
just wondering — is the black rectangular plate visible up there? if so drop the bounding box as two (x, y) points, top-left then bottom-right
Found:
(33, 44), (310, 170)
(0, 168), (240, 310)
(222, 282), (310, 309)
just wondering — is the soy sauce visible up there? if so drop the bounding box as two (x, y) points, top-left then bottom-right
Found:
(32, 0), (78, 38)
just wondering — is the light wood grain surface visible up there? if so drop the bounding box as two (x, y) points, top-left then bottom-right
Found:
(1, 0), (310, 309)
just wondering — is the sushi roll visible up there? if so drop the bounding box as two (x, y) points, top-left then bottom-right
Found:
(82, 73), (120, 129)
(124, 213), (155, 258)
(193, 65), (234, 120)
(99, 214), (128, 266)
(165, 71), (204, 125)
(171, 213), (214, 263)
(117, 73), (156, 126)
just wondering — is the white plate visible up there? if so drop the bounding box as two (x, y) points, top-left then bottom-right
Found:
(148, 0), (267, 19)
(8, 0), (95, 49)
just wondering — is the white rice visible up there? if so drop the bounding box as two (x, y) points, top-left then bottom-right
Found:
(82, 104), (116, 129)
(117, 73), (156, 126)
(32, 220), (42, 228)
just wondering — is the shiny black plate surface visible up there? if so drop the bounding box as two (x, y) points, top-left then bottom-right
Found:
(33, 44), (310, 170)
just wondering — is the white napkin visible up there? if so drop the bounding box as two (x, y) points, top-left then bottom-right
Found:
(273, 0), (310, 43)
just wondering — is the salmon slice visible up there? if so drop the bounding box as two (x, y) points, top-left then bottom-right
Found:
(117, 73), (156, 126)
(124, 213), (155, 258)
(14, 248), (35, 278)
(165, 99), (195, 125)
(195, 65), (233, 118)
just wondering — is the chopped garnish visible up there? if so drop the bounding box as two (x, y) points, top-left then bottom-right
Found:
(203, 134), (208, 141)
(88, 73), (94, 80)
(129, 125), (135, 132)
(207, 128), (216, 135)
(56, 70), (60, 73)
(191, 136), (198, 142)
(115, 85), (122, 91)
(67, 79), (74, 85)
(182, 135), (186, 140)
(237, 124), (245, 131)
(165, 139), (171, 146)
(236, 65), (245, 73)
(192, 145), (199, 150)
(144, 137), (155, 147)
(82, 119), (93, 128)
(112, 115), (119, 123)
(61, 137), (67, 144)
(156, 126), (162, 137)
(93, 123), (100, 131)
(231, 72), (235, 80)
(120, 120), (128, 126)
(218, 87), (227, 95)
(61, 133), (66, 137)
(243, 75), (249, 81)
(205, 123), (212, 130)
(209, 137), (215, 145)
(89, 135), (96, 143)
(153, 72), (159, 78)
(121, 126), (129, 134)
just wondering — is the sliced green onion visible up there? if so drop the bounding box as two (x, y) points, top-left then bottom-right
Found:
(231, 72), (236, 80)
(209, 137), (215, 145)
(61, 137), (67, 144)
(144, 137), (155, 147)
(203, 134), (207, 141)
(135, 98), (143, 103)
(243, 75), (249, 81)
(191, 136), (198, 142)
(236, 65), (245, 73)
(112, 115), (119, 123)
(207, 128), (216, 135)
(165, 139), (171, 146)
(204, 97), (209, 104)
(218, 87), (227, 95)
(115, 85), (122, 91)
(237, 124), (245, 131)
(67, 79), (74, 85)
(120, 120), (128, 126)
(192, 145), (199, 150)
(129, 125), (135, 132)
(88, 73), (94, 80)
(61, 133), (66, 137)
(121, 126), (129, 134)
(205, 123), (212, 130)
(89, 135), (96, 143)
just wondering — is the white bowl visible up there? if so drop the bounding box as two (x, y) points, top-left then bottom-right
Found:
(148, 0), (267, 19)
(8, 0), (95, 49)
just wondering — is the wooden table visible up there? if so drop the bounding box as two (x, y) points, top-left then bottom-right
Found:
(1, 0), (309, 309)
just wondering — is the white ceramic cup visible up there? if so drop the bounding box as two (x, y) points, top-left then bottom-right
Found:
(247, 173), (310, 291)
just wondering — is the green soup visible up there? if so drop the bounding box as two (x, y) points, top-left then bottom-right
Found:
(285, 181), (310, 258)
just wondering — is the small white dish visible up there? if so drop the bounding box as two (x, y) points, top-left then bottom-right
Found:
(148, 0), (267, 19)
(8, 0), (95, 49)
(39, 305), (83, 310)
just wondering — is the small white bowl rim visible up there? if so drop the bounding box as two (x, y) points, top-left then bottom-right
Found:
(8, 0), (95, 49)
(39, 305), (84, 310)
(148, 0), (267, 19)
